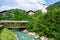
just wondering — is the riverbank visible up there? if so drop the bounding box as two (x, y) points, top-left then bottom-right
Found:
(22, 30), (40, 40)
(15, 34), (19, 40)
(0, 28), (16, 40)
(22, 30), (55, 40)
(11, 29), (36, 40)
(0, 28), (55, 40)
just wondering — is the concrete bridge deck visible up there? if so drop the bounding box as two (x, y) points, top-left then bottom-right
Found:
(0, 20), (28, 28)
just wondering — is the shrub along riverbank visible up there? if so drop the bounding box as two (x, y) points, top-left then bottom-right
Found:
(0, 28), (16, 40)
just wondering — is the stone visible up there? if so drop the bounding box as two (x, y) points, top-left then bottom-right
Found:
(28, 32), (40, 39)
(15, 34), (19, 40)
(22, 30), (28, 33)
(40, 36), (48, 40)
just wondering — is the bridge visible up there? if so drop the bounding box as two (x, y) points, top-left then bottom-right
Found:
(0, 20), (28, 28)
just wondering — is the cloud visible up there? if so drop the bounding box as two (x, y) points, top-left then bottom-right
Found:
(0, 5), (17, 11)
(0, 0), (46, 11)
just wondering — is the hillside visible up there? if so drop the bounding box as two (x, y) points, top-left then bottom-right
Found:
(47, 1), (60, 10)
(54, 1), (60, 8)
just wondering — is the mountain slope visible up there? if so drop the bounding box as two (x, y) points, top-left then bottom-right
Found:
(47, 1), (60, 11)
(54, 1), (60, 8)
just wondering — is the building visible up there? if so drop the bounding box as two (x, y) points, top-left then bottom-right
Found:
(27, 10), (35, 15)
(0, 10), (14, 17)
(0, 10), (8, 16)
(41, 4), (47, 14)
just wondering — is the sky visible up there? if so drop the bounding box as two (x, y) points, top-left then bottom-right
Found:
(0, 0), (60, 11)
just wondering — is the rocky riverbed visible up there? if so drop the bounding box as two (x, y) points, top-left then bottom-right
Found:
(22, 30), (47, 40)
(15, 30), (54, 40)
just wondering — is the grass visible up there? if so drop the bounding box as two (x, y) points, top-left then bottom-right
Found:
(0, 28), (16, 40)
(0, 29), (2, 34)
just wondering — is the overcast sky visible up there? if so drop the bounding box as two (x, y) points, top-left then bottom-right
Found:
(0, 0), (60, 11)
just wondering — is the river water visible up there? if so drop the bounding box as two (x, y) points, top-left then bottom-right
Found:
(11, 30), (36, 40)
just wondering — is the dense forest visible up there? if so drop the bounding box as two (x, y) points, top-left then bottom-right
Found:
(0, 1), (60, 40)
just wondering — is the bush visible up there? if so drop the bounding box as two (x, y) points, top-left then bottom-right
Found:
(26, 9), (60, 40)
(0, 28), (16, 40)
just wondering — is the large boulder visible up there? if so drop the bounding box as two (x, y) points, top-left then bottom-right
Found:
(40, 36), (48, 40)
(28, 32), (40, 39)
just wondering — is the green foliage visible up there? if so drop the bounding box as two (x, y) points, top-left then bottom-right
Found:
(0, 28), (16, 40)
(0, 13), (3, 20)
(26, 8), (60, 40)
(26, 10), (45, 36)
(54, 1), (60, 9)
(0, 9), (29, 20)
(47, 4), (57, 12)
(0, 7), (60, 40)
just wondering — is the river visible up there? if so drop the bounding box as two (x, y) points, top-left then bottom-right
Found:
(11, 30), (36, 40)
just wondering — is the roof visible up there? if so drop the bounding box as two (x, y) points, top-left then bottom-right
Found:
(26, 10), (35, 13)
(0, 20), (28, 23)
(0, 10), (8, 13)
